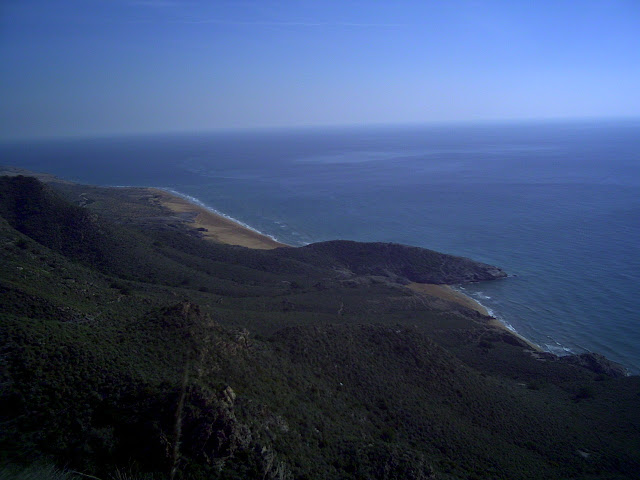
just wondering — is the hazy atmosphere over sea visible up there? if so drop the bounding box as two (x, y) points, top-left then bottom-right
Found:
(2, 1), (640, 139)
(2, 119), (639, 372)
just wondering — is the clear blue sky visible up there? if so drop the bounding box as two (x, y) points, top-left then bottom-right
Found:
(1, 0), (639, 139)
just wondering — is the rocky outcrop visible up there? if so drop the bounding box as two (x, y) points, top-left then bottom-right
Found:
(298, 240), (507, 285)
(559, 352), (628, 377)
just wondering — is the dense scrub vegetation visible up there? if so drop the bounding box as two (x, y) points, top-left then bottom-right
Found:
(1, 174), (639, 479)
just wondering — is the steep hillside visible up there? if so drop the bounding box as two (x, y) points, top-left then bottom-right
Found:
(1, 174), (638, 480)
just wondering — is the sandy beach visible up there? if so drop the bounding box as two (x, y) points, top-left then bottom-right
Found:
(407, 282), (542, 350)
(406, 283), (490, 315)
(148, 188), (289, 250)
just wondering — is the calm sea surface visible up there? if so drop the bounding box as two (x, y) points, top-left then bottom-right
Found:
(2, 120), (639, 372)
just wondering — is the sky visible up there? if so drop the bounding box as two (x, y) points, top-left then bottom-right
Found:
(1, 0), (639, 139)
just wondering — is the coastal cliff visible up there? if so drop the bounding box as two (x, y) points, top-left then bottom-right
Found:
(1, 172), (638, 480)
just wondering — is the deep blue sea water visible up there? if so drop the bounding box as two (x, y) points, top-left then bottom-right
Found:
(2, 119), (639, 373)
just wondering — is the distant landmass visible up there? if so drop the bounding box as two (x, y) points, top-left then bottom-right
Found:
(0, 169), (638, 480)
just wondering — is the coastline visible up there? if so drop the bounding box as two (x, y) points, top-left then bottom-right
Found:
(147, 187), (544, 353)
(407, 283), (491, 315)
(148, 187), (289, 250)
(407, 282), (542, 351)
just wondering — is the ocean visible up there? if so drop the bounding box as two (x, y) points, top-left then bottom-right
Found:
(2, 119), (639, 373)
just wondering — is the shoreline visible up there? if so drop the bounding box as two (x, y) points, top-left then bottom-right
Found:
(407, 283), (491, 316)
(148, 187), (543, 353)
(148, 187), (289, 250)
(407, 282), (542, 351)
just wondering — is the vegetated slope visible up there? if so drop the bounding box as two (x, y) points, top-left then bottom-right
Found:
(290, 240), (507, 284)
(0, 175), (329, 297)
(1, 175), (639, 480)
(0, 175), (212, 287)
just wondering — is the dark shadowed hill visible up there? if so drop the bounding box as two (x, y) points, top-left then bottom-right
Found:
(1, 174), (638, 480)
(289, 240), (507, 284)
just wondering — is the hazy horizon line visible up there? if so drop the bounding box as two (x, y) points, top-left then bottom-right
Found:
(2, 115), (638, 143)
